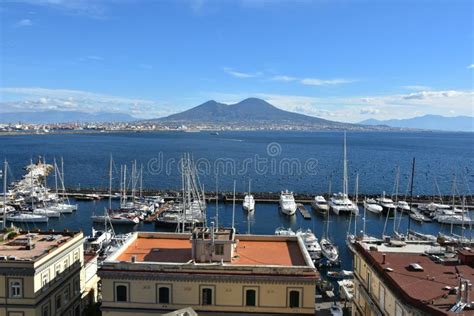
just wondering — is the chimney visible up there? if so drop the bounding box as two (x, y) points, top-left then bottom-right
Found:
(382, 254), (386, 264)
(131, 255), (136, 263)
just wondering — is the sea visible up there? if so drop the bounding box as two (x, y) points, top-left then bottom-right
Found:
(1, 130), (473, 271)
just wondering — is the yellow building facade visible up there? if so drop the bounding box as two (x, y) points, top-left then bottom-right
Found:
(99, 229), (319, 315)
(0, 230), (97, 316)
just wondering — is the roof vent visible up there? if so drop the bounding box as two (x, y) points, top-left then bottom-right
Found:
(408, 263), (424, 271)
(384, 267), (394, 272)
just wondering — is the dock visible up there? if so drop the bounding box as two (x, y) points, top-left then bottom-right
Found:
(297, 203), (311, 220)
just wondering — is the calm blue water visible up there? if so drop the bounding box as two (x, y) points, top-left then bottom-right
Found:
(1, 131), (473, 271)
(1, 131), (473, 195)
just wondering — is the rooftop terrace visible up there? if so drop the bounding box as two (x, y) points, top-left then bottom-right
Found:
(0, 231), (79, 262)
(356, 242), (474, 315)
(115, 232), (308, 267)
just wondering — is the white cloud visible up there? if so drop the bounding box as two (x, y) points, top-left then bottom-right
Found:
(223, 67), (262, 78)
(359, 107), (380, 115)
(15, 19), (33, 27)
(468, 64), (474, 69)
(300, 78), (355, 86)
(401, 85), (431, 91)
(0, 87), (167, 119)
(271, 75), (298, 82)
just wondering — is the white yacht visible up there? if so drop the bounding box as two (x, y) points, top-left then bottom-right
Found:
(33, 208), (60, 218)
(363, 198), (383, 214)
(275, 227), (296, 236)
(243, 194), (255, 212)
(395, 200), (411, 212)
(375, 192), (397, 213)
(7, 213), (48, 223)
(279, 190), (297, 216)
(296, 229), (321, 260)
(311, 195), (329, 213)
(329, 193), (359, 215)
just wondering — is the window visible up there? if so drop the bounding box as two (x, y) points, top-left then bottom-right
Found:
(64, 258), (69, 270)
(245, 289), (256, 306)
(354, 255), (358, 271)
(64, 286), (70, 303)
(74, 251), (79, 262)
(73, 278), (80, 294)
(202, 288), (213, 305)
(42, 303), (50, 316)
(42, 272), (49, 289)
(158, 287), (170, 304)
(379, 285), (385, 310)
(215, 244), (224, 255)
(116, 285), (128, 302)
(9, 280), (22, 298)
(395, 303), (404, 316)
(367, 272), (371, 293)
(56, 294), (62, 310)
(289, 290), (300, 308)
(55, 264), (61, 278)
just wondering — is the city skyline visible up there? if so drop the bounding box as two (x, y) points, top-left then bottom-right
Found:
(0, 0), (473, 122)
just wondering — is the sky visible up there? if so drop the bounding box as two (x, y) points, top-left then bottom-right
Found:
(0, 0), (473, 122)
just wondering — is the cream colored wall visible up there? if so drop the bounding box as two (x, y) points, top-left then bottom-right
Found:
(353, 251), (410, 316)
(101, 277), (315, 314)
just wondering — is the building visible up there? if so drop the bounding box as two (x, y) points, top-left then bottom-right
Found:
(352, 239), (474, 316)
(0, 229), (98, 316)
(99, 227), (319, 315)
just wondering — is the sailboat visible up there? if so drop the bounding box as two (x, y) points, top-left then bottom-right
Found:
(329, 132), (358, 215)
(320, 197), (339, 263)
(242, 179), (255, 212)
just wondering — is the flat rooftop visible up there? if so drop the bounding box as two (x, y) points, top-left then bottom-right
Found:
(357, 243), (474, 315)
(116, 234), (307, 266)
(0, 231), (78, 262)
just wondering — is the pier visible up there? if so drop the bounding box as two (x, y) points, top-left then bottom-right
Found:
(61, 188), (474, 208)
(297, 203), (312, 219)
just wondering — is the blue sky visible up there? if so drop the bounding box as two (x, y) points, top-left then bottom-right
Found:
(0, 0), (473, 122)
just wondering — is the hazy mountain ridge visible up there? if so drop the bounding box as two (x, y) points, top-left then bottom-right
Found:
(0, 111), (136, 124)
(359, 115), (473, 132)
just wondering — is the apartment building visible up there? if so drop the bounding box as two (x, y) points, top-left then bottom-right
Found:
(99, 227), (319, 315)
(0, 229), (97, 316)
(352, 240), (473, 316)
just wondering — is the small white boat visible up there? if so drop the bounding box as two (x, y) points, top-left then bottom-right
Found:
(92, 214), (139, 225)
(7, 213), (48, 223)
(327, 270), (354, 279)
(395, 200), (411, 211)
(364, 198), (383, 214)
(279, 190), (297, 216)
(434, 214), (473, 225)
(330, 303), (343, 316)
(376, 192), (397, 213)
(243, 194), (255, 212)
(311, 195), (329, 213)
(275, 227), (296, 236)
(320, 237), (339, 263)
(33, 208), (60, 218)
(337, 279), (355, 301)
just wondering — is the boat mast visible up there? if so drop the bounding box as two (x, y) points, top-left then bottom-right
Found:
(54, 158), (58, 197)
(354, 173), (359, 236)
(2, 160), (7, 230)
(343, 131), (348, 197)
(215, 173), (219, 229)
(232, 179), (236, 229)
(407, 157), (416, 235)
